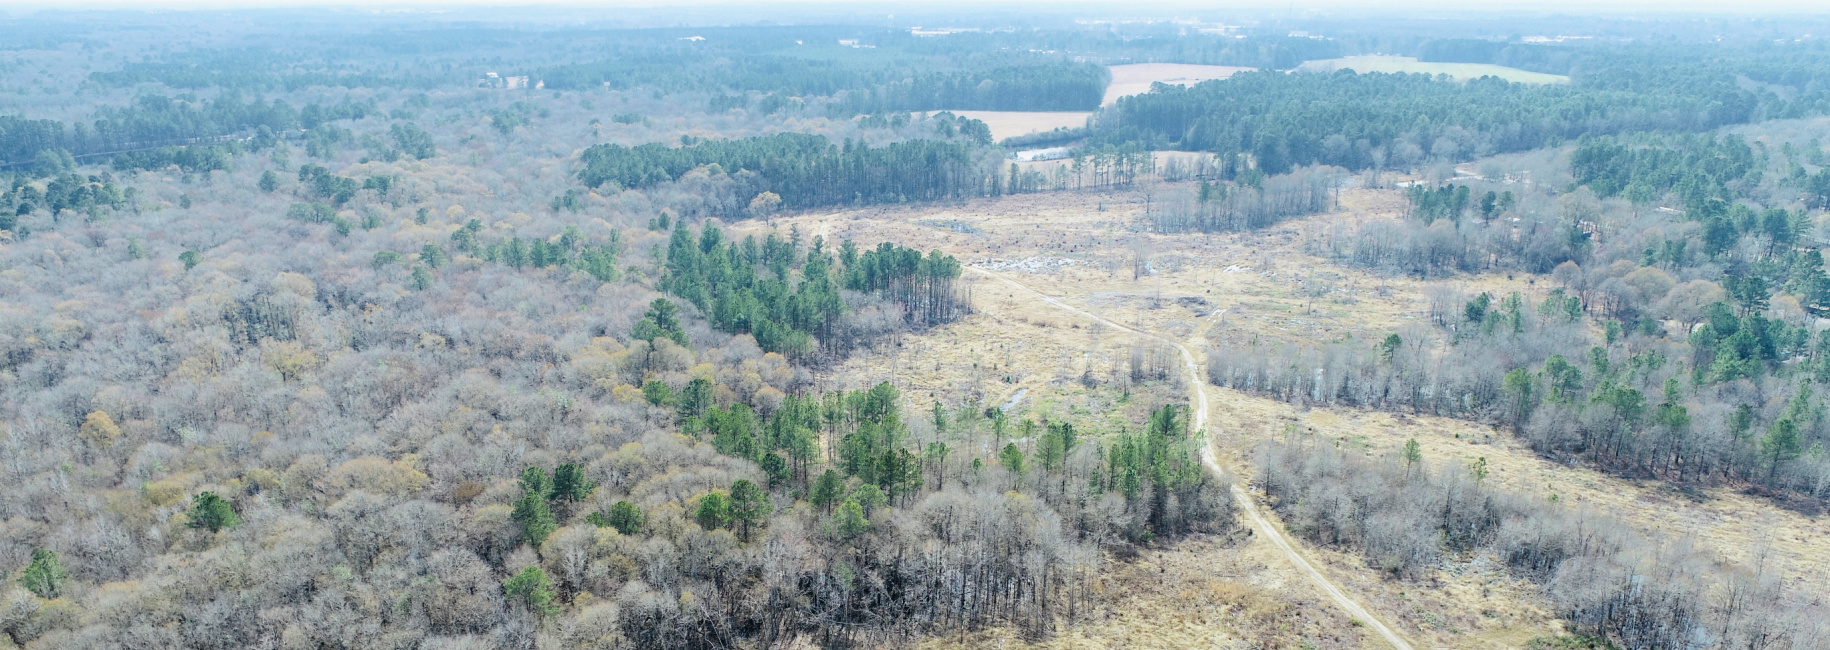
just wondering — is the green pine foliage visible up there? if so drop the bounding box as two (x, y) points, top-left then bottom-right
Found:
(186, 491), (240, 532)
(476, 225), (622, 282)
(662, 224), (965, 359)
(694, 490), (731, 530)
(631, 298), (689, 347)
(389, 122), (437, 159)
(597, 500), (644, 535)
(577, 132), (986, 208)
(728, 479), (772, 542)
(18, 549), (66, 599)
(551, 463), (596, 504)
(111, 144), (233, 173)
(511, 467), (558, 547)
(1095, 70), (1757, 175)
(503, 566), (558, 616)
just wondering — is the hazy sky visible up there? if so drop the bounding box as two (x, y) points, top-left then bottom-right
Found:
(4, 0), (1827, 15)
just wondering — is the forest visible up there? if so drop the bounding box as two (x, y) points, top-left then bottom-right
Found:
(576, 127), (997, 211)
(1094, 68), (1761, 175)
(1214, 128), (1830, 508)
(2, 6), (1830, 650)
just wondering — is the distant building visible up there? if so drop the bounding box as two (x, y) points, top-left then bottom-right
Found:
(910, 27), (982, 36)
(679, 35), (705, 41)
(506, 76), (529, 89)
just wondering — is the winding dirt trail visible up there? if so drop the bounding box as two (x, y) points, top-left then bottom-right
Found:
(968, 266), (1416, 650)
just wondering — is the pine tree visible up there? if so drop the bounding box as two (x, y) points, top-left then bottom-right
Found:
(999, 443), (1026, 478)
(695, 491), (731, 530)
(1761, 419), (1801, 481)
(728, 479), (772, 542)
(827, 498), (869, 541)
(551, 463), (596, 504)
(810, 469), (844, 512)
(187, 492), (240, 532)
(18, 549), (66, 599)
(602, 500), (644, 535)
(410, 266), (434, 291)
(512, 467), (557, 547)
(503, 566), (558, 616)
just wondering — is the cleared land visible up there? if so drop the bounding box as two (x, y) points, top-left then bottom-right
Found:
(783, 189), (1562, 648)
(935, 64), (1251, 143)
(781, 181), (1827, 648)
(1104, 63), (1254, 105)
(942, 110), (1092, 142)
(1296, 55), (1569, 84)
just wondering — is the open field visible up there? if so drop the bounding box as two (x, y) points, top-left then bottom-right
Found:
(779, 188), (1568, 648)
(1296, 56), (1569, 84)
(777, 181), (1828, 647)
(1104, 63), (1254, 105)
(937, 64), (1252, 143)
(942, 110), (1093, 142)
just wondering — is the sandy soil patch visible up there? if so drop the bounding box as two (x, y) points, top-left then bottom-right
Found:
(1296, 56), (1569, 84)
(1105, 63), (1254, 105)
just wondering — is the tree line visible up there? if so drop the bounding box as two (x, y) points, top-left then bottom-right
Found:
(577, 129), (997, 211)
(830, 63), (1108, 114)
(1093, 68), (1758, 175)
(0, 94), (384, 169)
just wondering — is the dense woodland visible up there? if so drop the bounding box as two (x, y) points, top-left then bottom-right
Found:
(1095, 68), (1764, 175)
(576, 126), (996, 212)
(2, 8), (1830, 650)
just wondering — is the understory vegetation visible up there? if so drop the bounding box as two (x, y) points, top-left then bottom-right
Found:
(1260, 440), (1826, 649)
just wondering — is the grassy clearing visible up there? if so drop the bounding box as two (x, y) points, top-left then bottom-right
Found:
(776, 180), (1830, 647)
(939, 110), (1092, 142)
(1296, 56), (1569, 84)
(1105, 63), (1254, 105)
(778, 187), (1565, 647)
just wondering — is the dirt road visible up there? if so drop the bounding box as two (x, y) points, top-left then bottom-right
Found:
(968, 266), (1417, 650)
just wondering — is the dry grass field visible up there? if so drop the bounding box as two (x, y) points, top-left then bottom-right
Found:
(943, 110), (1094, 142)
(1104, 63), (1254, 105)
(931, 64), (1253, 146)
(1295, 56), (1569, 84)
(766, 181), (1828, 648)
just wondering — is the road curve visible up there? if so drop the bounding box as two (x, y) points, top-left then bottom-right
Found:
(968, 267), (1416, 650)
